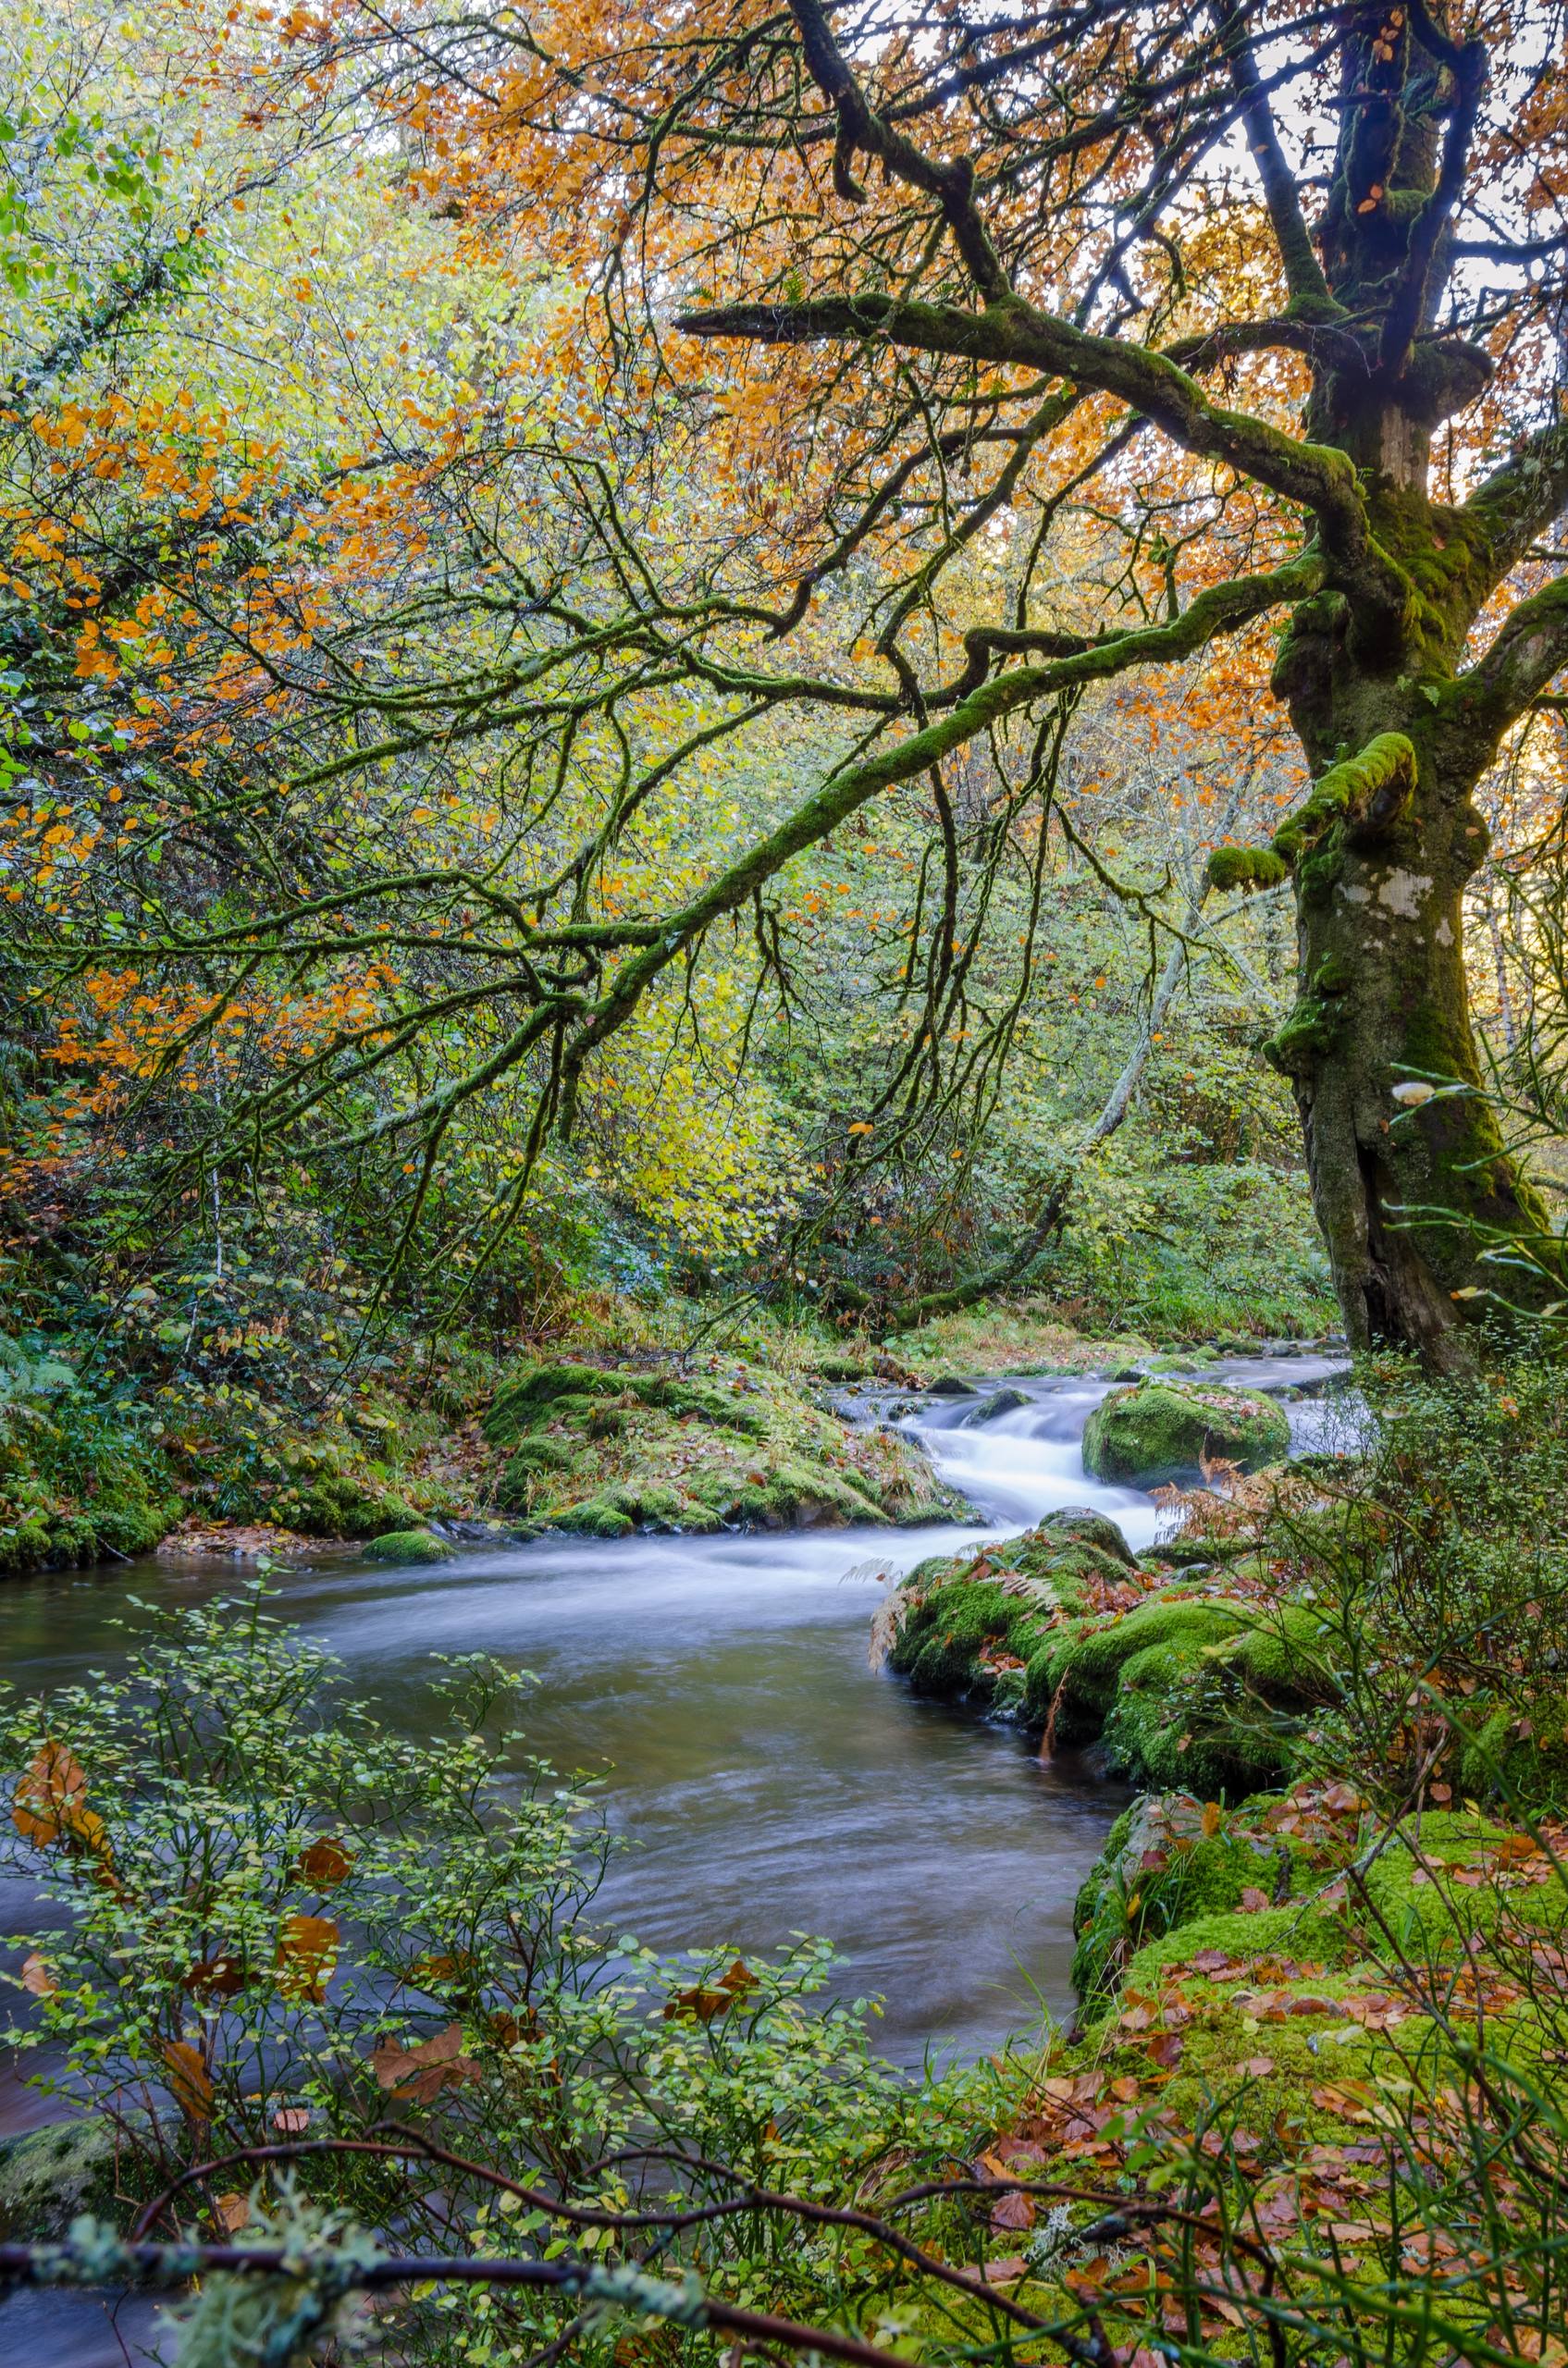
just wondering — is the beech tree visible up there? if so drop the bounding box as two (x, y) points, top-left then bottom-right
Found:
(14, 0), (1568, 1359)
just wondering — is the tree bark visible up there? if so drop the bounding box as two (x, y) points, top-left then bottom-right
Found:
(1258, 678), (1556, 1361)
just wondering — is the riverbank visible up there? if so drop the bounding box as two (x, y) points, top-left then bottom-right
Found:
(1, 1291), (1340, 1577)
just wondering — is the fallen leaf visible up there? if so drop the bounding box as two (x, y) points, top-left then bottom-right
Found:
(12, 1743), (88, 1846)
(19, 1952), (56, 1997)
(162, 2040), (214, 2125)
(275, 1913), (339, 2004)
(272, 2104), (311, 2134)
(184, 1954), (245, 2000)
(663, 1957), (759, 2025)
(214, 2191), (250, 2234)
(371, 2021), (481, 2105)
(989, 2189), (1036, 2233)
(1240, 1887), (1270, 1913)
(296, 1836), (353, 1888)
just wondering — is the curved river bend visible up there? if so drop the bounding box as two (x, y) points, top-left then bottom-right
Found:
(0, 1351), (1346, 2365)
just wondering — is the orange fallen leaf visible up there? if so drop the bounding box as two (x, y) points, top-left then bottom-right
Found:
(296, 1836), (353, 1888)
(371, 2021), (480, 2105)
(663, 1957), (759, 2025)
(12, 1743), (88, 1846)
(162, 2040), (214, 2124)
(184, 1954), (245, 2001)
(275, 1913), (339, 2004)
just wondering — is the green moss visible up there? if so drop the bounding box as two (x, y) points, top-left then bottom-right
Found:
(292, 1472), (418, 1540)
(891, 1578), (1054, 1701)
(1081, 1381), (1290, 1486)
(1266, 993), (1340, 1076)
(1210, 734), (1416, 902)
(1103, 1639), (1291, 1794)
(364, 1527), (454, 1565)
(1207, 845), (1289, 894)
(0, 2119), (123, 2241)
(0, 1346), (184, 1572)
(1127, 1900), (1350, 1989)
(484, 1355), (958, 1536)
(483, 1363), (767, 1449)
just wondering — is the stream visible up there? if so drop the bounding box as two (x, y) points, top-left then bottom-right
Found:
(0, 1349), (1348, 2364)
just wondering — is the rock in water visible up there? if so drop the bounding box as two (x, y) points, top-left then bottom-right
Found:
(959, 1386), (1031, 1425)
(1080, 1381), (1290, 1488)
(364, 1528), (454, 1565)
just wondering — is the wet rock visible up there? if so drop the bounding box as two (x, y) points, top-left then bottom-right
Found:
(1081, 1380), (1290, 1489)
(926, 1375), (977, 1397)
(0, 2117), (119, 2240)
(1043, 1505), (1136, 1565)
(960, 1387), (1031, 1425)
(364, 1527), (455, 1565)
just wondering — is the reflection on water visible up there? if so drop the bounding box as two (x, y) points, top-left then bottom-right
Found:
(0, 1348), (1348, 2362)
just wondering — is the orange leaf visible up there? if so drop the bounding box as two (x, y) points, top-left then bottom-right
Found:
(296, 1836), (353, 1888)
(371, 2021), (480, 2104)
(663, 1957), (759, 2025)
(12, 1742), (87, 1846)
(163, 2040), (215, 2124)
(184, 1954), (245, 2001)
(275, 1913), (339, 2004)
(19, 1952), (56, 1997)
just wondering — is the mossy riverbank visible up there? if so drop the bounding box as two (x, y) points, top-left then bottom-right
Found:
(4, 1304), (1325, 1573)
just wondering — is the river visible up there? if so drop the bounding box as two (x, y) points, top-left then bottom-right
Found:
(0, 1349), (1346, 2363)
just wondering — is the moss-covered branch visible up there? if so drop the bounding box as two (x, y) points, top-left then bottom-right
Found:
(1207, 733), (1416, 893)
(674, 294), (1406, 624)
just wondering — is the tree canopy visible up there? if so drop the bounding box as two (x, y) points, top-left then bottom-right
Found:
(6, 0), (1568, 1354)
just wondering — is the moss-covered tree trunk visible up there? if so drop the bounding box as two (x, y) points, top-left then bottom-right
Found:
(1262, 702), (1549, 1363)
(1211, 6), (1566, 1364)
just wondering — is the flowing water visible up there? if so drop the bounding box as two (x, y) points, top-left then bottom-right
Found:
(0, 1348), (1348, 2363)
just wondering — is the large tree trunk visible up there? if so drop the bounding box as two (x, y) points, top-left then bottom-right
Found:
(1265, 671), (1553, 1361)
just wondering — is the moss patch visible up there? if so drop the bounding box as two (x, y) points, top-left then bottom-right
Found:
(1081, 1380), (1290, 1487)
(885, 1526), (1327, 1794)
(0, 2118), (121, 2240)
(364, 1527), (455, 1565)
(0, 1377), (180, 1575)
(480, 1356), (965, 1536)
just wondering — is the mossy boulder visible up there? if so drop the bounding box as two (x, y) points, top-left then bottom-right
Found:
(1038, 1505), (1135, 1565)
(292, 1472), (420, 1540)
(0, 2117), (120, 2240)
(886, 1511), (1151, 1712)
(481, 1356), (961, 1536)
(886, 1515), (1327, 1794)
(1081, 1380), (1290, 1487)
(364, 1527), (454, 1565)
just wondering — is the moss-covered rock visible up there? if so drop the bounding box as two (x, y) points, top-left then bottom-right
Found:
(364, 1527), (454, 1565)
(480, 1356), (963, 1536)
(1081, 1380), (1291, 1487)
(291, 1470), (420, 1540)
(0, 2117), (120, 2239)
(884, 1516), (1329, 1793)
